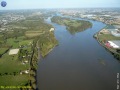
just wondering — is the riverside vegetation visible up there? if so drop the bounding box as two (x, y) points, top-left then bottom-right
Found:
(0, 12), (58, 90)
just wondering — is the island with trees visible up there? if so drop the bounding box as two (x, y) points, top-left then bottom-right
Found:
(51, 16), (92, 34)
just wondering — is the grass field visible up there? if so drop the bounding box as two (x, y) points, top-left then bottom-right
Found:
(6, 36), (33, 48)
(0, 52), (29, 74)
(25, 31), (44, 37)
(6, 36), (25, 48)
(0, 48), (9, 54)
(98, 34), (120, 41)
(0, 75), (29, 87)
(64, 19), (82, 27)
(0, 35), (3, 37)
(19, 40), (33, 46)
(0, 35), (31, 87)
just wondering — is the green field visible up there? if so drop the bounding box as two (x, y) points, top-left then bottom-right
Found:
(0, 36), (31, 87)
(0, 75), (29, 86)
(0, 48), (9, 54)
(98, 34), (120, 41)
(5, 36), (33, 48)
(25, 31), (44, 37)
(0, 75), (30, 90)
(0, 54), (29, 74)
(19, 39), (33, 46)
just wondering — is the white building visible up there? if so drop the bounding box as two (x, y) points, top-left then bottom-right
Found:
(111, 29), (120, 37)
(49, 28), (55, 32)
(108, 41), (120, 48)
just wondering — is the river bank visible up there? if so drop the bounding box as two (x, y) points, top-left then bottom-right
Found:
(93, 26), (120, 61)
(37, 13), (120, 90)
(29, 29), (59, 90)
(0, 11), (59, 90)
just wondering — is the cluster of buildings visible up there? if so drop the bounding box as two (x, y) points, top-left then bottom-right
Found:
(0, 14), (25, 25)
(59, 8), (120, 49)
(0, 11), (43, 32)
(100, 25), (120, 37)
(99, 25), (120, 49)
(59, 8), (120, 25)
(0, 13), (26, 32)
(84, 15), (120, 25)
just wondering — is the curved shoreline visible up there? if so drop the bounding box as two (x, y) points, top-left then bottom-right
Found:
(36, 16), (105, 90)
(35, 34), (58, 90)
(93, 27), (120, 61)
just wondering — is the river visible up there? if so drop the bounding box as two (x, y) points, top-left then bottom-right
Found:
(37, 15), (120, 90)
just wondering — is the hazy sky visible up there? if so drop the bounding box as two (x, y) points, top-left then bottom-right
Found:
(0, 0), (120, 10)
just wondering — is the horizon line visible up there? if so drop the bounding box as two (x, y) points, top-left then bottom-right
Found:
(0, 7), (120, 11)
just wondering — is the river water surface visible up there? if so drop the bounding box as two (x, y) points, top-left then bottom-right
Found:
(37, 15), (120, 90)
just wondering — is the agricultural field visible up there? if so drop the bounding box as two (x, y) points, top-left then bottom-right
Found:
(0, 75), (30, 90)
(0, 54), (29, 74)
(0, 12), (58, 89)
(25, 31), (45, 37)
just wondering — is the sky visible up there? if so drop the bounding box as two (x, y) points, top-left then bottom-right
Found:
(0, 0), (120, 10)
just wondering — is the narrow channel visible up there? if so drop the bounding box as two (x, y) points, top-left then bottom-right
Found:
(37, 15), (120, 90)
